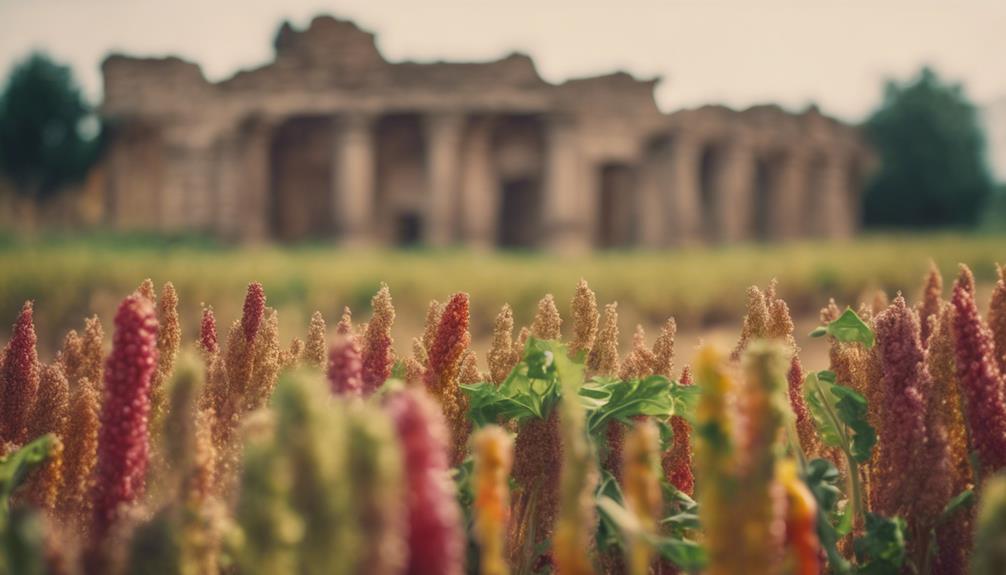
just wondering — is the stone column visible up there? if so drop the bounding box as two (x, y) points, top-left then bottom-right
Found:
(711, 137), (754, 243)
(819, 152), (853, 238)
(334, 113), (375, 246)
(542, 114), (590, 253)
(238, 120), (273, 242)
(424, 113), (465, 247)
(214, 130), (242, 240)
(642, 150), (664, 246)
(159, 141), (188, 232)
(771, 149), (808, 240)
(162, 124), (216, 233)
(665, 132), (703, 245)
(460, 117), (497, 248)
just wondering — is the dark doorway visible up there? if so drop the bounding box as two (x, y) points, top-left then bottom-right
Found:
(753, 157), (773, 241)
(597, 163), (638, 249)
(806, 155), (827, 236)
(269, 116), (335, 242)
(395, 212), (423, 247)
(497, 178), (540, 248)
(375, 113), (428, 245)
(698, 145), (720, 241)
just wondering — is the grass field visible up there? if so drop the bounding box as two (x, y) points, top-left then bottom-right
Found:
(1, 231), (1003, 358)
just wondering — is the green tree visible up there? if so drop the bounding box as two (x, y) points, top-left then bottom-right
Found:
(863, 67), (995, 228)
(0, 52), (101, 200)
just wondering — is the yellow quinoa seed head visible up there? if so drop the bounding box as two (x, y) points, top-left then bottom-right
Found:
(422, 299), (443, 357)
(820, 299), (841, 324)
(587, 303), (620, 377)
(58, 329), (83, 387)
(137, 278), (157, 304)
(733, 285), (769, 360)
(459, 349), (482, 386)
(531, 294), (562, 341)
(336, 306), (353, 336)
(488, 304), (515, 385)
(650, 317), (676, 379)
(619, 324), (655, 381)
(80, 315), (105, 390)
(569, 279), (599, 359)
(304, 311), (327, 368)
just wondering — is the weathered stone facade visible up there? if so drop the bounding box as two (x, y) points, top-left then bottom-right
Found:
(100, 15), (871, 250)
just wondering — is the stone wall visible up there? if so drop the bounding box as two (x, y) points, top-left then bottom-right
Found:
(96, 14), (872, 251)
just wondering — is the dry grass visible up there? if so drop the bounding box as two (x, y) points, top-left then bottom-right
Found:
(0, 232), (1002, 362)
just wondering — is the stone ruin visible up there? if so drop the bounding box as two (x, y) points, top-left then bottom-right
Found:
(99, 15), (872, 251)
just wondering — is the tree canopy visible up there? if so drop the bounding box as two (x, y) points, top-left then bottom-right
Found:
(0, 52), (101, 200)
(863, 67), (995, 228)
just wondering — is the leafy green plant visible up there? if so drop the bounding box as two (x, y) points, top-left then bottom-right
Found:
(803, 458), (853, 574)
(854, 514), (907, 574)
(595, 472), (706, 572)
(805, 371), (877, 465)
(0, 435), (55, 575)
(463, 338), (562, 426)
(810, 307), (876, 348)
(463, 338), (697, 434)
(0, 435), (55, 523)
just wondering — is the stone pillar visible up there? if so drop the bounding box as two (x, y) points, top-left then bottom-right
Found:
(711, 137), (754, 243)
(235, 120), (273, 242)
(159, 142), (188, 232)
(635, 156), (659, 249)
(542, 114), (590, 253)
(214, 130), (242, 240)
(580, 160), (602, 249)
(162, 125), (216, 233)
(424, 113), (465, 247)
(460, 117), (497, 248)
(819, 152), (853, 238)
(665, 132), (703, 245)
(771, 149), (808, 240)
(334, 113), (375, 246)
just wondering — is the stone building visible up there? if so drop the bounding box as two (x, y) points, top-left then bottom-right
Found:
(99, 15), (871, 251)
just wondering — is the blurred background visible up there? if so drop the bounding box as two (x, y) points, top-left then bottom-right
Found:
(0, 0), (1004, 365)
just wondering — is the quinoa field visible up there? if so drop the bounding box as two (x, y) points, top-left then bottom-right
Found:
(1, 232), (1004, 355)
(0, 234), (1005, 574)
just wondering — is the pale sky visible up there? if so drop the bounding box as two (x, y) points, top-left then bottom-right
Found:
(1, 0), (1004, 122)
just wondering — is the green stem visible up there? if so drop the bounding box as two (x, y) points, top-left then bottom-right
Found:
(785, 417), (808, 473)
(815, 384), (866, 526)
(844, 452), (865, 526)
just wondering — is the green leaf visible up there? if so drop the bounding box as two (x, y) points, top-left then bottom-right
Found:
(0, 507), (47, 575)
(586, 376), (675, 435)
(804, 372), (843, 449)
(803, 458), (853, 574)
(832, 385), (877, 463)
(654, 537), (707, 571)
(669, 382), (701, 423)
(854, 513), (907, 574)
(804, 459), (842, 512)
(804, 371), (876, 463)
(660, 510), (701, 532)
(0, 435), (55, 504)
(656, 419), (675, 451)
(810, 308), (875, 348)
(577, 379), (611, 412)
(451, 456), (475, 510)
(938, 489), (975, 524)
(461, 338), (565, 427)
(389, 360), (407, 380)
(596, 495), (706, 571)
